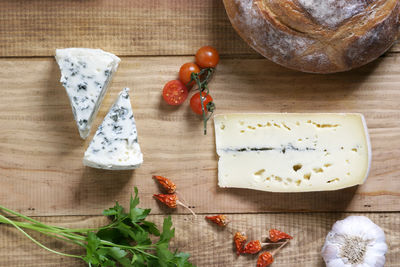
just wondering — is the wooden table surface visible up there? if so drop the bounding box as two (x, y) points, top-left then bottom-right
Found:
(0, 1), (400, 266)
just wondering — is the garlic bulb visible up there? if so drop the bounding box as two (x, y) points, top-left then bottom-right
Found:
(321, 216), (387, 267)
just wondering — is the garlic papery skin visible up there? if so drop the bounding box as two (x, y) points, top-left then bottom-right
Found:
(321, 216), (387, 267)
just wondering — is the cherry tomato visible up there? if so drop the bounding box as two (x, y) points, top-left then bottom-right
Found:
(190, 92), (213, 115)
(195, 46), (219, 68)
(162, 80), (188, 106)
(179, 63), (200, 87)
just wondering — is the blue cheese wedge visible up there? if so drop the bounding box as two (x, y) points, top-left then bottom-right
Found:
(55, 48), (120, 139)
(83, 88), (143, 170)
(214, 113), (371, 192)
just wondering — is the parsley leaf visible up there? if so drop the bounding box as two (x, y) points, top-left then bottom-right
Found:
(158, 216), (175, 244)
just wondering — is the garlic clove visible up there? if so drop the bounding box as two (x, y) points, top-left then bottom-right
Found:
(321, 216), (387, 267)
(363, 251), (386, 267)
(327, 258), (352, 267)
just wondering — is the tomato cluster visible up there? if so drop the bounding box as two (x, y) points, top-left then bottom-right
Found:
(162, 46), (219, 114)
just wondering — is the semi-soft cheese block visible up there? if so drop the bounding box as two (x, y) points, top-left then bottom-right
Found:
(55, 48), (120, 139)
(83, 88), (143, 170)
(214, 113), (371, 192)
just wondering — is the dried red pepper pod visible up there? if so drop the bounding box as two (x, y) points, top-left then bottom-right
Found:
(153, 175), (176, 194)
(257, 252), (274, 267)
(243, 240), (262, 254)
(269, 229), (293, 243)
(234, 232), (247, 256)
(205, 215), (230, 227)
(153, 194), (196, 216)
(153, 194), (177, 208)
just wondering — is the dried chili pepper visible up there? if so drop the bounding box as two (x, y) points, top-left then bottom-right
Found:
(243, 240), (262, 254)
(258, 239), (290, 266)
(234, 232), (247, 256)
(269, 229), (293, 243)
(257, 252), (273, 267)
(153, 194), (177, 208)
(153, 175), (176, 194)
(153, 194), (196, 216)
(205, 215), (229, 227)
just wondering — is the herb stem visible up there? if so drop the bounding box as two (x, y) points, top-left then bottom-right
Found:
(131, 247), (158, 259)
(0, 205), (61, 231)
(0, 214), (83, 259)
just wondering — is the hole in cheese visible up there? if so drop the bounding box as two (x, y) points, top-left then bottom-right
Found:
(254, 169), (265, 176)
(282, 123), (291, 130)
(327, 178), (340, 183)
(313, 168), (324, 173)
(304, 173), (311, 180)
(293, 164), (302, 172)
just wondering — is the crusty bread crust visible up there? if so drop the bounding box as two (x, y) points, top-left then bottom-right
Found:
(223, 0), (400, 73)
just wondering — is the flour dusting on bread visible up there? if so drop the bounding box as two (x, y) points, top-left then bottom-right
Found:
(234, 0), (313, 62)
(298, 0), (369, 28)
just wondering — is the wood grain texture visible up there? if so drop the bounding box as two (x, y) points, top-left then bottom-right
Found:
(0, 0), (253, 57)
(0, 213), (399, 266)
(0, 0), (398, 58)
(0, 55), (399, 216)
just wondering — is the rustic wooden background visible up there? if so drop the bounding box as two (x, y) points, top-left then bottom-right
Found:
(0, 0), (399, 266)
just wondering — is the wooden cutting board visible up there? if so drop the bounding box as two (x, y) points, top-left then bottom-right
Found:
(0, 0), (400, 217)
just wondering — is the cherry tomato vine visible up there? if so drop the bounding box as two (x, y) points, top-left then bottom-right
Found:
(188, 67), (216, 134)
(162, 46), (219, 135)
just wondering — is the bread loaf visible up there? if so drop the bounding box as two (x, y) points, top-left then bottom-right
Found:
(224, 0), (400, 73)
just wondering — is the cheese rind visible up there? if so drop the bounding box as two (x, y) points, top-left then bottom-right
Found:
(55, 48), (120, 139)
(83, 88), (143, 170)
(214, 113), (371, 192)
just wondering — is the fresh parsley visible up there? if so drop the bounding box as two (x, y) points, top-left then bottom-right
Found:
(0, 187), (194, 267)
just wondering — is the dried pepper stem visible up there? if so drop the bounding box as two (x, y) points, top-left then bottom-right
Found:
(257, 240), (290, 267)
(153, 194), (196, 216)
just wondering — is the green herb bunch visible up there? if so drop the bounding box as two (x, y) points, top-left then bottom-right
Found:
(0, 187), (194, 267)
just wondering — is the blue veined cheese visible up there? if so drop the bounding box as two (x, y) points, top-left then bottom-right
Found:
(83, 88), (143, 170)
(214, 113), (371, 192)
(55, 48), (120, 139)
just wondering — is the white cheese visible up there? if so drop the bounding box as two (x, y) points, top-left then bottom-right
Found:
(83, 88), (143, 170)
(55, 48), (120, 139)
(214, 113), (371, 192)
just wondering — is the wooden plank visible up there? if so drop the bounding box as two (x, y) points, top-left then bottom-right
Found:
(0, 0), (399, 57)
(0, 55), (399, 215)
(0, 213), (399, 266)
(0, 0), (253, 57)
